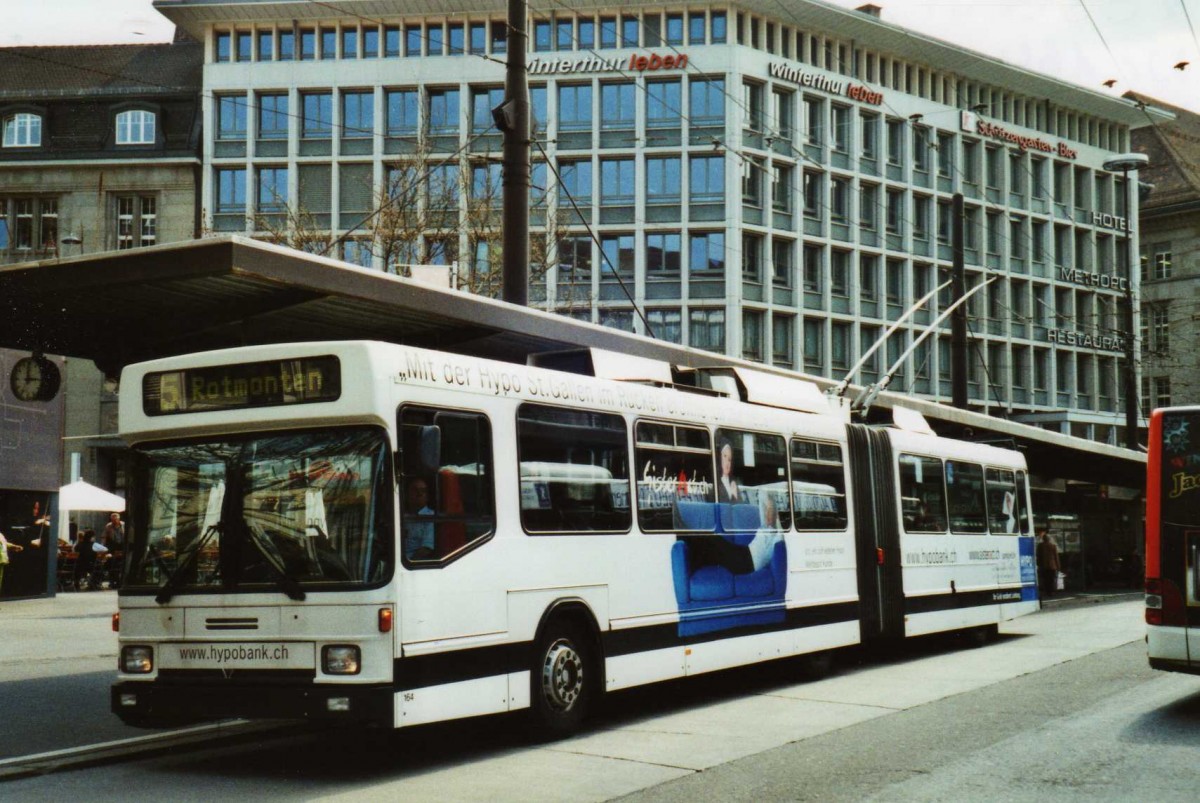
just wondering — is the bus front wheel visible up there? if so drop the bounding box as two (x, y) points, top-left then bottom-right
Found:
(529, 623), (594, 739)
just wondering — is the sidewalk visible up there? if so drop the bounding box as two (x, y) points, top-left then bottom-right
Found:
(0, 590), (119, 682)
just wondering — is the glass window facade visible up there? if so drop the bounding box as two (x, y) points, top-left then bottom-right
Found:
(199, 11), (1142, 440)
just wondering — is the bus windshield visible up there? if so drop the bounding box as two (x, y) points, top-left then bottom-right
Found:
(125, 428), (392, 594)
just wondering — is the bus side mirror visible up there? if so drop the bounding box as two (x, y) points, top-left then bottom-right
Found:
(419, 425), (441, 474)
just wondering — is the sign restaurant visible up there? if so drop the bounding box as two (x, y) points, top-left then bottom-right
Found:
(1047, 329), (1125, 352)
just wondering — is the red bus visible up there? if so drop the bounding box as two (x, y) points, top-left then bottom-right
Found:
(1146, 407), (1200, 674)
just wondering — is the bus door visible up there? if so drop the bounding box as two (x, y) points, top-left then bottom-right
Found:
(846, 424), (904, 641)
(397, 407), (502, 640)
(1186, 532), (1200, 661)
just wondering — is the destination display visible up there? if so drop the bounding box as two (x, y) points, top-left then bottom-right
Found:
(142, 355), (341, 415)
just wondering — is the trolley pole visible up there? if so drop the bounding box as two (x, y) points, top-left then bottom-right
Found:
(499, 0), (530, 306)
(951, 192), (968, 409)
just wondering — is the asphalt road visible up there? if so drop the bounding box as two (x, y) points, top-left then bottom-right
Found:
(0, 669), (139, 758)
(8, 598), (1197, 801)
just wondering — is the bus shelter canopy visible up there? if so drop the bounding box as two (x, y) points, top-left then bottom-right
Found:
(0, 236), (1145, 490)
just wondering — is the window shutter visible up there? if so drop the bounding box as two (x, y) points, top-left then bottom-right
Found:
(339, 163), (373, 214)
(298, 164), (332, 213)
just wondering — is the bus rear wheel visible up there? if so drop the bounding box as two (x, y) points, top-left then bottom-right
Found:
(529, 623), (594, 739)
(963, 623), (999, 648)
(797, 650), (835, 679)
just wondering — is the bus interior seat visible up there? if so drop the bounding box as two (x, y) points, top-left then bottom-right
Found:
(437, 469), (466, 554)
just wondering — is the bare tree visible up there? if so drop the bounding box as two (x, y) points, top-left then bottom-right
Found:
(372, 134), (462, 276)
(252, 192), (336, 256)
(245, 134), (593, 311)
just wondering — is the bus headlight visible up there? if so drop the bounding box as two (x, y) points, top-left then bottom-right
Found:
(322, 645), (361, 675)
(121, 645), (154, 674)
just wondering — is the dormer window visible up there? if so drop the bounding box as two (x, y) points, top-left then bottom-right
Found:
(116, 109), (156, 145)
(3, 113), (42, 148)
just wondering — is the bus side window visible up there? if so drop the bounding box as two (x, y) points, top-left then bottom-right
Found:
(398, 407), (495, 564)
(946, 461), (987, 534)
(985, 467), (1019, 535)
(899, 454), (948, 533)
(1016, 470), (1030, 534)
(790, 439), (848, 531)
(516, 404), (631, 534)
(713, 428), (789, 533)
(634, 421), (715, 532)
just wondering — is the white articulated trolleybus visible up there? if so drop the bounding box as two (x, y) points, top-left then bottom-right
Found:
(111, 340), (1037, 735)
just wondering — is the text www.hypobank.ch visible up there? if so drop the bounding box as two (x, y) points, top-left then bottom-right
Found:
(180, 645), (289, 663)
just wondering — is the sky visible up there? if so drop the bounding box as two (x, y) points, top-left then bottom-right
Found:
(2, 0), (1198, 112)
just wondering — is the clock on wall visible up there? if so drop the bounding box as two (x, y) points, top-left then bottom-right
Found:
(9, 355), (62, 402)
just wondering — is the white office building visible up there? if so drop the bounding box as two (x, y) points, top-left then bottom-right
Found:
(156, 0), (1164, 444)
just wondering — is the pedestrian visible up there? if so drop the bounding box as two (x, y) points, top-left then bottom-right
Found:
(102, 512), (126, 587)
(0, 531), (24, 595)
(74, 530), (98, 591)
(103, 512), (125, 549)
(28, 501), (50, 549)
(1036, 528), (1060, 599)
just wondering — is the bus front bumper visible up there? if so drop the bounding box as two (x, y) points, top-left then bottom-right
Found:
(111, 680), (395, 728)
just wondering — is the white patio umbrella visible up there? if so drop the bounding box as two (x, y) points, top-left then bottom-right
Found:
(56, 480), (125, 546)
(59, 480), (126, 512)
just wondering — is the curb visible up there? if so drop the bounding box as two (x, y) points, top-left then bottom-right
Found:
(0, 719), (286, 782)
(1040, 591), (1143, 610)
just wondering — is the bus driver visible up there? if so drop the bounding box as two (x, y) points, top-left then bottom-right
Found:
(405, 478), (436, 560)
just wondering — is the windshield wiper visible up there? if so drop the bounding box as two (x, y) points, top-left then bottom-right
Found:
(242, 523), (306, 601)
(155, 522), (221, 605)
(147, 544), (177, 585)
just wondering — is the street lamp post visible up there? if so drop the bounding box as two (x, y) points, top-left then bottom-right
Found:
(1102, 152), (1149, 451)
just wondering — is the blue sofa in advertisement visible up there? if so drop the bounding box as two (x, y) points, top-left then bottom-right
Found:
(671, 500), (788, 637)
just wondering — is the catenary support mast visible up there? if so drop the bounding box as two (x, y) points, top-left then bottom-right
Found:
(500, 0), (530, 306)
